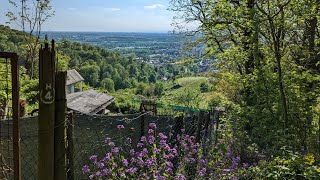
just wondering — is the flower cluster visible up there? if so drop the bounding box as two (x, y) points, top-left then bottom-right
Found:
(83, 123), (207, 179)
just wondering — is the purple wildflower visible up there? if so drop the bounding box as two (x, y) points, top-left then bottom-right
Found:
(140, 136), (147, 142)
(117, 125), (125, 129)
(108, 141), (115, 147)
(101, 168), (111, 176)
(95, 161), (105, 168)
(103, 153), (112, 162)
(148, 135), (155, 144)
(96, 171), (103, 177)
(145, 158), (155, 168)
(153, 147), (161, 154)
(125, 167), (137, 174)
(199, 168), (206, 177)
(170, 148), (177, 155)
(149, 123), (156, 129)
(122, 159), (129, 166)
(112, 163), (118, 168)
(158, 133), (167, 140)
(243, 163), (250, 168)
(126, 137), (132, 144)
(89, 155), (97, 162)
(156, 175), (166, 180)
(130, 149), (135, 155)
(82, 165), (90, 174)
(137, 142), (144, 148)
(174, 174), (186, 180)
(165, 167), (173, 174)
(166, 161), (173, 168)
(112, 147), (120, 154)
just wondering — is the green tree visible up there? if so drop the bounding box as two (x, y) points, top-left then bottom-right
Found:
(155, 83), (164, 97)
(101, 78), (115, 93)
(170, 0), (320, 155)
(6, 0), (54, 78)
(136, 83), (147, 95)
(149, 73), (157, 83)
(79, 63), (100, 87)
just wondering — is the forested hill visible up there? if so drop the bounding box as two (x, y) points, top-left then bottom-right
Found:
(0, 25), (27, 52)
(57, 41), (178, 91)
(0, 25), (181, 93)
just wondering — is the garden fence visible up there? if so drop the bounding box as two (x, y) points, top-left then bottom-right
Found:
(15, 107), (219, 179)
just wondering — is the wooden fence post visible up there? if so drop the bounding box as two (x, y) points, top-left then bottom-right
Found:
(66, 111), (75, 180)
(54, 71), (67, 180)
(38, 41), (56, 180)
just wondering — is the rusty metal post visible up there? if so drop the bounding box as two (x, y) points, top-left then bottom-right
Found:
(38, 41), (56, 180)
(54, 71), (67, 180)
(0, 52), (21, 180)
(11, 53), (21, 180)
(140, 103), (145, 138)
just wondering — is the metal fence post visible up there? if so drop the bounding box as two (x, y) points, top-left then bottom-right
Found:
(0, 52), (22, 180)
(54, 71), (67, 180)
(140, 103), (145, 138)
(38, 41), (56, 180)
(66, 112), (75, 180)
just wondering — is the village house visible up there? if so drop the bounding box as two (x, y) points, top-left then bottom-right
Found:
(66, 69), (84, 94)
(66, 69), (115, 115)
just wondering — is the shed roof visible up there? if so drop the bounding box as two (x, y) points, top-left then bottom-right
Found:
(67, 89), (115, 114)
(67, 69), (84, 85)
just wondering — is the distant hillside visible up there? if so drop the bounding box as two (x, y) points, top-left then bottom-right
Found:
(0, 25), (184, 93)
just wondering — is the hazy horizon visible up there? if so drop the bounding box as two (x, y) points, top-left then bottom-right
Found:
(0, 0), (174, 32)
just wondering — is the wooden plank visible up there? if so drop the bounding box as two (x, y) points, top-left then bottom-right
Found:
(54, 71), (67, 180)
(38, 41), (56, 180)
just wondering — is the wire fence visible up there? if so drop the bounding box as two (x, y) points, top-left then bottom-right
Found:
(0, 57), (14, 180)
(13, 107), (216, 179)
(20, 117), (38, 180)
(67, 110), (213, 179)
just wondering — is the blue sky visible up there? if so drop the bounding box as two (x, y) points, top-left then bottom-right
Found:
(0, 0), (174, 32)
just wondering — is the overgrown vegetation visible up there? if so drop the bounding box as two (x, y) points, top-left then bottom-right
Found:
(170, 0), (320, 178)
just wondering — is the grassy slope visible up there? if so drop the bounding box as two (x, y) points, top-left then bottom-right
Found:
(161, 77), (211, 108)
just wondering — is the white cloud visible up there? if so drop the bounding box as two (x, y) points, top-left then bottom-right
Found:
(144, 4), (165, 9)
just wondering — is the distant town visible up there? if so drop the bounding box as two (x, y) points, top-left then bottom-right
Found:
(44, 32), (217, 73)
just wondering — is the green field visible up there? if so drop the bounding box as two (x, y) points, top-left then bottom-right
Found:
(175, 77), (208, 87)
(161, 77), (211, 109)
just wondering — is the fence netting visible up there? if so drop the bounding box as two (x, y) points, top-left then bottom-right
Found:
(20, 117), (38, 180)
(69, 110), (213, 179)
(0, 57), (13, 180)
(15, 108), (216, 179)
